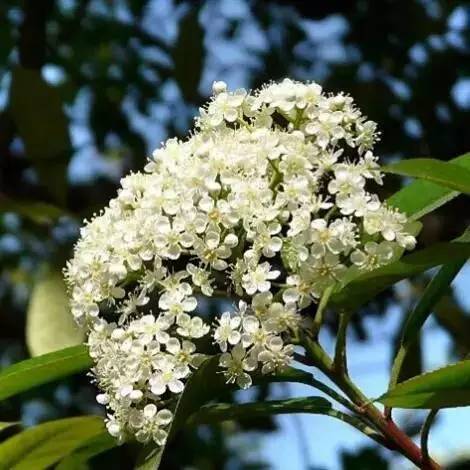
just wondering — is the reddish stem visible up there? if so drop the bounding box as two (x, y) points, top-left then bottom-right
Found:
(303, 339), (441, 469)
(378, 413), (440, 470)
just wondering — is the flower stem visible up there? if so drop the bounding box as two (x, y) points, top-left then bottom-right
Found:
(421, 409), (438, 467)
(312, 285), (334, 339)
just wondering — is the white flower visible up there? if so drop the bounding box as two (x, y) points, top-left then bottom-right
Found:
(186, 263), (214, 296)
(158, 290), (197, 318)
(309, 218), (344, 258)
(166, 338), (205, 368)
(328, 168), (365, 196)
(282, 274), (312, 307)
(150, 357), (187, 395)
(117, 289), (149, 324)
(364, 207), (416, 249)
(264, 301), (300, 333)
(336, 191), (380, 217)
(240, 315), (273, 354)
(219, 344), (257, 389)
(193, 229), (232, 271)
(206, 90), (246, 125)
(350, 241), (395, 270)
(153, 217), (194, 260)
(213, 312), (242, 352)
(130, 314), (171, 345)
(176, 313), (210, 338)
(248, 221), (283, 257)
(308, 253), (347, 297)
(212, 80), (227, 95)
(242, 262), (280, 295)
(129, 404), (173, 445)
(258, 336), (294, 374)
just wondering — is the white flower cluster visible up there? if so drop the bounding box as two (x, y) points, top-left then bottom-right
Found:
(65, 78), (416, 444)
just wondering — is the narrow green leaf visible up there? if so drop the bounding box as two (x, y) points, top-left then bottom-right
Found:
(0, 417), (104, 470)
(379, 360), (470, 408)
(26, 270), (85, 357)
(187, 398), (385, 445)
(10, 66), (71, 204)
(332, 241), (470, 309)
(56, 432), (117, 470)
(384, 158), (470, 195)
(189, 396), (332, 424)
(0, 345), (91, 401)
(387, 152), (470, 220)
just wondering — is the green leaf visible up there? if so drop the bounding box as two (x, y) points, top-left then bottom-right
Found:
(379, 359), (470, 408)
(402, 263), (466, 346)
(0, 417), (105, 470)
(388, 229), (470, 391)
(135, 444), (164, 470)
(136, 357), (314, 469)
(56, 432), (117, 470)
(9, 66), (71, 204)
(187, 398), (388, 446)
(173, 9), (204, 102)
(0, 422), (20, 433)
(332, 241), (470, 309)
(383, 158), (470, 195)
(0, 195), (70, 225)
(0, 345), (91, 401)
(26, 270), (85, 357)
(387, 152), (470, 220)
(188, 396), (332, 424)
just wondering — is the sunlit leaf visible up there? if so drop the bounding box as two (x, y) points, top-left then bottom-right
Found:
(0, 422), (20, 433)
(379, 360), (470, 408)
(0, 417), (104, 470)
(384, 158), (470, 194)
(387, 152), (470, 220)
(26, 270), (85, 357)
(0, 345), (91, 401)
(56, 432), (117, 470)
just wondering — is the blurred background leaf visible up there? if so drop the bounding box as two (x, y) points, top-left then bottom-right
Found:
(10, 67), (70, 205)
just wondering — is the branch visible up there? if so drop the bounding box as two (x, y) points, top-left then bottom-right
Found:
(302, 336), (441, 470)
